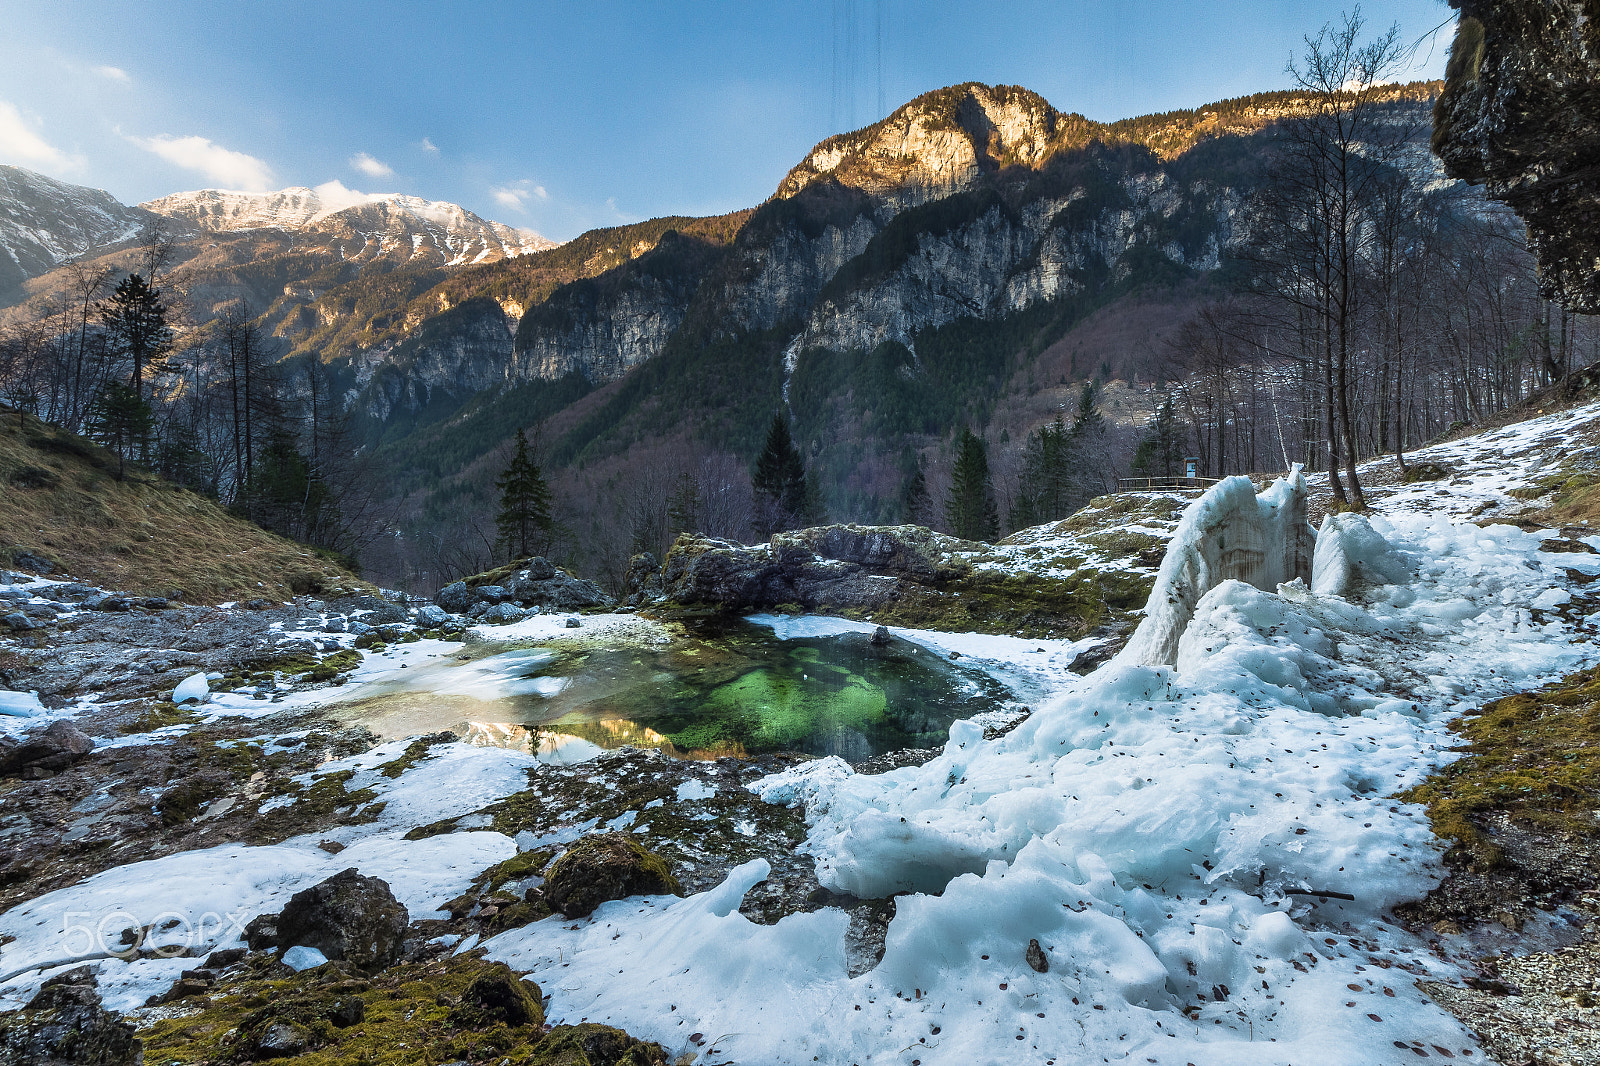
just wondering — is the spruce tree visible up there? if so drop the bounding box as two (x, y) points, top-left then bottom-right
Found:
(945, 429), (1000, 542)
(84, 382), (152, 480)
(1130, 398), (1185, 479)
(496, 429), (553, 560)
(99, 273), (173, 402)
(901, 462), (932, 526)
(752, 412), (808, 534)
(666, 471), (700, 541)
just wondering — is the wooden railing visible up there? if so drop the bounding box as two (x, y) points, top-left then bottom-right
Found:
(1115, 476), (1225, 492)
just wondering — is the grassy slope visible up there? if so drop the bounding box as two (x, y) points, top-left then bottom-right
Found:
(0, 408), (366, 602)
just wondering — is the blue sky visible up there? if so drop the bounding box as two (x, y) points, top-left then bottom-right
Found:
(0, 0), (1454, 241)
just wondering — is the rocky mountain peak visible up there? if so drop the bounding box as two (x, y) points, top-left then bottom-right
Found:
(774, 82), (1073, 203)
(0, 165), (153, 303)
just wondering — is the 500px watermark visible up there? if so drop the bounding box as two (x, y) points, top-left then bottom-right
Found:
(57, 909), (252, 960)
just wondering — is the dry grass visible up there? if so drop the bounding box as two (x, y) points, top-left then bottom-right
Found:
(0, 408), (368, 603)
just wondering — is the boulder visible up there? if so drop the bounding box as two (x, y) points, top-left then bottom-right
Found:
(481, 602), (524, 625)
(272, 868), (410, 972)
(475, 584), (508, 604)
(458, 961), (543, 1026)
(542, 833), (683, 918)
(436, 581), (474, 613)
(0, 965), (142, 1065)
(255, 1022), (309, 1059)
(413, 604), (450, 628)
(505, 564), (616, 613)
(0, 720), (95, 777)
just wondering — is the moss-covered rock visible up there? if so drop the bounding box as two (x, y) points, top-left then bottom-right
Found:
(139, 952), (666, 1066)
(543, 833), (684, 918)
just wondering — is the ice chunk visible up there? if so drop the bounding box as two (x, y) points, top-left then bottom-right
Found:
(1119, 468), (1316, 667)
(280, 945), (328, 971)
(675, 779), (716, 802)
(172, 672), (209, 705)
(1245, 910), (1306, 960)
(0, 690), (44, 717)
(1311, 512), (1414, 597)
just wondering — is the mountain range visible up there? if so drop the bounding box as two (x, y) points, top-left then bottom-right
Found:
(0, 79), (1462, 584)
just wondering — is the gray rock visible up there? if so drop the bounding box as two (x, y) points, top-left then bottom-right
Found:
(624, 553), (663, 605)
(2, 612), (35, 631)
(1433, 1), (1600, 312)
(0, 721), (95, 778)
(322, 614), (347, 633)
(348, 621), (373, 636)
(256, 1022), (309, 1058)
(564, 616), (581, 628)
(9, 552), (55, 575)
(475, 584), (508, 604)
(1026, 937), (1049, 973)
(0, 966), (141, 1065)
(436, 581), (474, 613)
(273, 867), (410, 972)
(414, 604), (450, 628)
(482, 602), (524, 625)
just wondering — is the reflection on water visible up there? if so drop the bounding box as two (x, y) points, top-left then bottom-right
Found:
(337, 620), (1012, 760)
(458, 719), (673, 764)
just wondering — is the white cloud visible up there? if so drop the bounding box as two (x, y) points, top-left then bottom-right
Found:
(127, 132), (273, 190)
(489, 180), (548, 213)
(349, 151), (392, 178)
(310, 179), (376, 212)
(419, 137), (439, 154)
(92, 65), (130, 82)
(0, 100), (77, 171)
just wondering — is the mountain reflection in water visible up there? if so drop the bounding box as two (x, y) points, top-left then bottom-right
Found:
(338, 620), (1013, 760)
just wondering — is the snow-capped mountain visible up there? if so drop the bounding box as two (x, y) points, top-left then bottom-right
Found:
(140, 184), (555, 266)
(0, 165), (153, 302)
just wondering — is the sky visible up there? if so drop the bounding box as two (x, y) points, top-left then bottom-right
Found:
(0, 0), (1455, 242)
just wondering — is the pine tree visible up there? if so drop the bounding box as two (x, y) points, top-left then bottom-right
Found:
(84, 381), (152, 480)
(945, 429), (1000, 542)
(751, 412), (808, 535)
(1130, 398), (1185, 479)
(901, 461), (932, 526)
(666, 471), (700, 541)
(98, 273), (173, 402)
(496, 429), (553, 560)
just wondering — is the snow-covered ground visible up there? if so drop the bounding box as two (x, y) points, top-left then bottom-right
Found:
(5, 403), (1600, 1063)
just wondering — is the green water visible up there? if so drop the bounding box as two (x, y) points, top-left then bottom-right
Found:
(498, 621), (1012, 760)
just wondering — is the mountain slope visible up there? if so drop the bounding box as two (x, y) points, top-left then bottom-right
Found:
(0, 166), (153, 303)
(0, 406), (365, 601)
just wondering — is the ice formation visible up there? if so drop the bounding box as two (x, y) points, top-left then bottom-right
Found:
(478, 504), (1591, 1065)
(171, 672), (209, 705)
(1119, 469), (1316, 667)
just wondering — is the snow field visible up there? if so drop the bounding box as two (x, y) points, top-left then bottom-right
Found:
(480, 491), (1594, 1065)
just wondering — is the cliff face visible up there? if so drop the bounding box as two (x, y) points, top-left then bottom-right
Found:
(1433, 1), (1600, 312)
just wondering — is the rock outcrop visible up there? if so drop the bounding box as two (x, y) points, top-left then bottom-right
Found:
(638, 504), (1183, 638)
(436, 557), (616, 617)
(1433, 1), (1600, 311)
(0, 966), (142, 1066)
(0, 720), (95, 779)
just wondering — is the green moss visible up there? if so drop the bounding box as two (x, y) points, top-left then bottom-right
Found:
(246, 771), (383, 845)
(1401, 665), (1600, 869)
(123, 701), (199, 734)
(139, 952), (667, 1065)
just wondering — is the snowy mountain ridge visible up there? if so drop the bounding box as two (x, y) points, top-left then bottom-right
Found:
(140, 183), (556, 265)
(0, 164), (152, 302)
